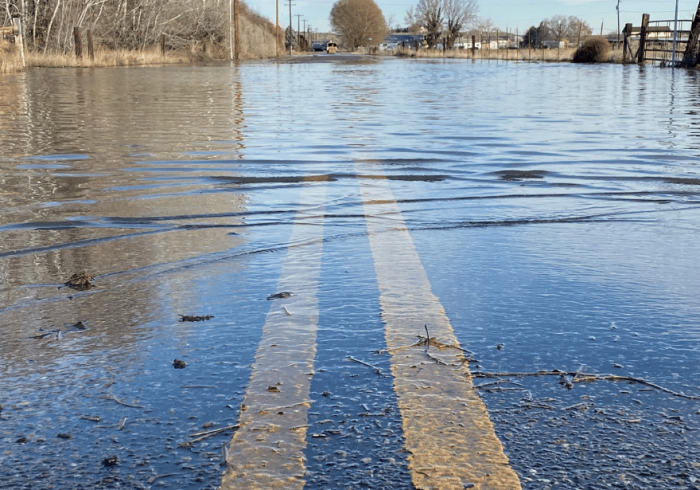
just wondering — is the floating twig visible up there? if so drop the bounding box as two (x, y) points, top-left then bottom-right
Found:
(347, 356), (385, 377)
(561, 402), (594, 411)
(101, 393), (144, 409)
(473, 379), (516, 390)
(470, 370), (700, 400)
(148, 474), (178, 484)
(425, 350), (450, 366)
(179, 424), (240, 447)
(416, 335), (476, 355)
(117, 416), (127, 431)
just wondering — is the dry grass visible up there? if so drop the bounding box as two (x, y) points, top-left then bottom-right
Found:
(0, 44), (227, 73)
(394, 46), (578, 62)
(391, 44), (636, 64)
(1, 43), (23, 74)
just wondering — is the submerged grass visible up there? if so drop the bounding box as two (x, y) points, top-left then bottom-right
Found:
(1, 45), (226, 74)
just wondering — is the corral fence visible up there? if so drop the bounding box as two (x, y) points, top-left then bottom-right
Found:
(624, 2), (700, 67)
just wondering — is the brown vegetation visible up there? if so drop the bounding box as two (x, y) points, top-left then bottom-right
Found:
(330, 0), (387, 49)
(405, 0), (478, 49)
(1, 0), (277, 73)
(572, 36), (611, 63)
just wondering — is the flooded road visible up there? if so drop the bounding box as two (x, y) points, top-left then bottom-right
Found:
(2, 56), (700, 489)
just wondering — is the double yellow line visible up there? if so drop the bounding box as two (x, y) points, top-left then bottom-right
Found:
(221, 181), (326, 489)
(221, 173), (520, 489)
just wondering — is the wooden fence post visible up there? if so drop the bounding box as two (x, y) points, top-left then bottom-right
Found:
(638, 13), (649, 64)
(623, 23), (631, 63)
(471, 35), (475, 57)
(87, 30), (94, 61)
(233, 0), (240, 60)
(11, 16), (25, 68)
(74, 27), (82, 58)
(202, 36), (207, 53)
(682, 3), (700, 67)
(160, 34), (166, 56)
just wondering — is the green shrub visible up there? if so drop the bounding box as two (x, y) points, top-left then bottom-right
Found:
(573, 37), (611, 63)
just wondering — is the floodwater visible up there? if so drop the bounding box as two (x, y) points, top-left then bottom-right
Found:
(2, 56), (700, 489)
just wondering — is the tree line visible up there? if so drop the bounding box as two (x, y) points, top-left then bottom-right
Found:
(1, 0), (272, 53)
(329, 0), (595, 52)
(522, 15), (593, 48)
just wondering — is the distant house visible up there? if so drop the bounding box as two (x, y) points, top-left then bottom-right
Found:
(383, 33), (425, 49)
(543, 40), (568, 49)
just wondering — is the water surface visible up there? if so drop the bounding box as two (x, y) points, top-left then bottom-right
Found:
(2, 57), (700, 489)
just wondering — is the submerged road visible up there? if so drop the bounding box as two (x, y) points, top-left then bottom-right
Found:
(2, 58), (700, 490)
(221, 170), (520, 489)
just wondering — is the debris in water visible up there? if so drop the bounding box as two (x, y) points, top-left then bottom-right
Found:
(80, 415), (101, 422)
(30, 328), (61, 340)
(57, 433), (72, 439)
(102, 456), (119, 467)
(495, 170), (546, 181)
(16, 437), (28, 443)
(613, 363), (623, 369)
(267, 292), (292, 300)
(267, 385), (280, 393)
(173, 359), (187, 369)
(147, 474), (178, 484)
(347, 356), (385, 377)
(178, 314), (214, 322)
(559, 374), (574, 390)
(72, 321), (87, 330)
(64, 271), (94, 291)
(496, 343), (505, 350)
(322, 391), (331, 397)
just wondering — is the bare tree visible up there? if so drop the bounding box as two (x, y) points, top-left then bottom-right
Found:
(547, 14), (568, 42)
(330, 0), (387, 49)
(442, 0), (477, 48)
(2, 0), (272, 54)
(415, 0), (442, 48)
(567, 15), (591, 45)
(404, 5), (421, 34)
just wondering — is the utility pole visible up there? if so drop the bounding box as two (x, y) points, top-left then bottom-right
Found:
(286, 0), (295, 55)
(672, 0), (680, 66)
(295, 14), (302, 50)
(616, 0), (620, 46)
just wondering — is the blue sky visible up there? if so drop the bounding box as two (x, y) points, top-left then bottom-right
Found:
(247, 0), (698, 36)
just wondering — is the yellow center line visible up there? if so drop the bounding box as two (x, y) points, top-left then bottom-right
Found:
(220, 180), (327, 490)
(358, 173), (522, 490)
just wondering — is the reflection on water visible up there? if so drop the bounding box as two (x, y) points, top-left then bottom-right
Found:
(2, 59), (700, 488)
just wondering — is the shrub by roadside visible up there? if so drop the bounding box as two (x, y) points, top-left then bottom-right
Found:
(573, 37), (611, 63)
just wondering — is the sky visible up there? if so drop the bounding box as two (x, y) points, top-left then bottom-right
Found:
(245, 0), (699, 37)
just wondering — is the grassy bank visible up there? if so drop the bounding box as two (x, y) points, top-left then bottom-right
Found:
(1, 47), (220, 74)
(393, 45), (630, 63)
